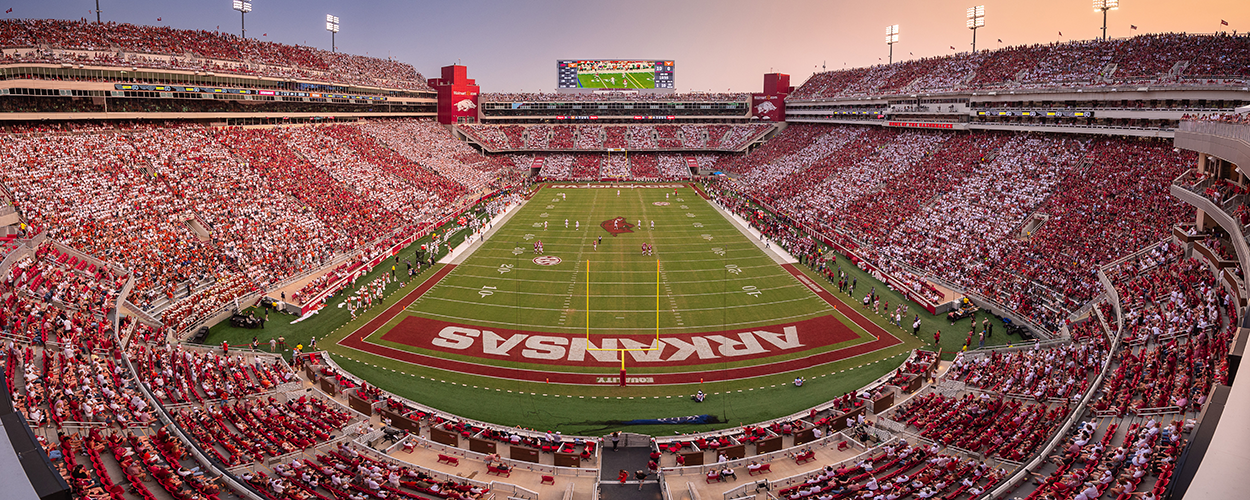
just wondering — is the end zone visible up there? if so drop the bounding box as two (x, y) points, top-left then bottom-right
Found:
(333, 261), (907, 386)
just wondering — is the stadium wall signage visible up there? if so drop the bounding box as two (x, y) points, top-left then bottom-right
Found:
(546, 183), (686, 189)
(885, 121), (955, 129)
(382, 314), (857, 367)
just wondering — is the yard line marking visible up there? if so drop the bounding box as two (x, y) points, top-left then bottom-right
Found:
(406, 310), (832, 331)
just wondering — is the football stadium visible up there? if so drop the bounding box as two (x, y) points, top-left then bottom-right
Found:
(0, 1), (1247, 500)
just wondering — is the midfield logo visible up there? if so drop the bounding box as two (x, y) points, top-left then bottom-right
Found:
(601, 217), (634, 236)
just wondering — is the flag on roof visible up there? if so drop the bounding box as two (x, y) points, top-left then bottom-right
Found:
(950, 46), (956, 50)
(1221, 20), (1229, 26)
(997, 38), (1003, 42)
(1130, 25), (1137, 30)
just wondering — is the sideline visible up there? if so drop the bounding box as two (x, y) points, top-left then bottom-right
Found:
(708, 199), (799, 265)
(440, 197), (528, 265)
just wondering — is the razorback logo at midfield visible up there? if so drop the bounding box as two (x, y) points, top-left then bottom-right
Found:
(380, 315), (858, 367)
(601, 217), (634, 236)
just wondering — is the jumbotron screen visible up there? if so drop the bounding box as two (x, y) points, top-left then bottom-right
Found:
(557, 60), (675, 89)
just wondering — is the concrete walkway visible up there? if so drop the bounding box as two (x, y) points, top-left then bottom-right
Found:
(440, 198), (529, 265)
(707, 199), (799, 265)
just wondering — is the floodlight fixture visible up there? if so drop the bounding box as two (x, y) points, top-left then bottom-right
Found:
(1094, 0), (1119, 41)
(326, 15), (340, 52)
(967, 6), (985, 52)
(885, 24), (899, 64)
(232, 0), (253, 39)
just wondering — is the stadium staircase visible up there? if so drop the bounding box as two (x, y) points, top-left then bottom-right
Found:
(1167, 60), (1190, 80)
(599, 433), (661, 500)
(1098, 63), (1118, 83)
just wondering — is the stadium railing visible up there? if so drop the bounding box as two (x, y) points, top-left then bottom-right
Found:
(113, 330), (270, 500)
(406, 433), (599, 478)
(1169, 170), (1250, 278)
(314, 352), (601, 447)
(986, 272), (1127, 499)
(662, 431), (864, 480)
(715, 436), (890, 500)
(1179, 119), (1250, 144)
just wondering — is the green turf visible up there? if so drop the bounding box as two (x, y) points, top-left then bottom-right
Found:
(330, 350), (902, 436)
(577, 71), (656, 89)
(387, 186), (835, 343)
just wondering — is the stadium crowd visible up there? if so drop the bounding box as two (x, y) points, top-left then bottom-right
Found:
(458, 123), (772, 153)
(0, 18), (433, 91)
(789, 33), (1250, 100)
(0, 119), (508, 334)
(715, 123), (1193, 331)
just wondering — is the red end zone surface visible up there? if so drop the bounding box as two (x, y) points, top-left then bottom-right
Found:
(338, 262), (905, 385)
(380, 314), (857, 367)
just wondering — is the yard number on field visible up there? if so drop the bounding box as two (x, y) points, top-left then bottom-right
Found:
(726, 264), (742, 275)
(743, 285), (762, 297)
(479, 286), (498, 298)
(497, 264), (513, 274)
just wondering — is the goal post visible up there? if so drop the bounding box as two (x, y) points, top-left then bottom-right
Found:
(585, 259), (661, 386)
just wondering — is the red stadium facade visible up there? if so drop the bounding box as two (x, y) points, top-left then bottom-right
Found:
(751, 73), (790, 122)
(430, 64), (481, 124)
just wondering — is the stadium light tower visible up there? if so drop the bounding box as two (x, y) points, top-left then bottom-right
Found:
(326, 15), (340, 52)
(1093, 0), (1118, 41)
(885, 24), (899, 64)
(232, 0), (252, 40)
(967, 5), (985, 52)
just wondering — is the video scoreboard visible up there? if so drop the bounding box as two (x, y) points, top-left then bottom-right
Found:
(557, 60), (675, 89)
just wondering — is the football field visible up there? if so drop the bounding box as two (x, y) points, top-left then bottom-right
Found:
(338, 183), (909, 384)
(325, 183), (925, 432)
(577, 71), (655, 88)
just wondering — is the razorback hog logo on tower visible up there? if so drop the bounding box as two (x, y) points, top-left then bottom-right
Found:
(455, 99), (477, 112)
(755, 101), (777, 114)
(601, 217), (634, 236)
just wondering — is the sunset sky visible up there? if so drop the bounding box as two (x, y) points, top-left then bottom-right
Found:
(10, 0), (1248, 93)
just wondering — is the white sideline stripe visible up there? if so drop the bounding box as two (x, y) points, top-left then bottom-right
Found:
(710, 201), (799, 265)
(440, 197), (528, 265)
(417, 294), (828, 312)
